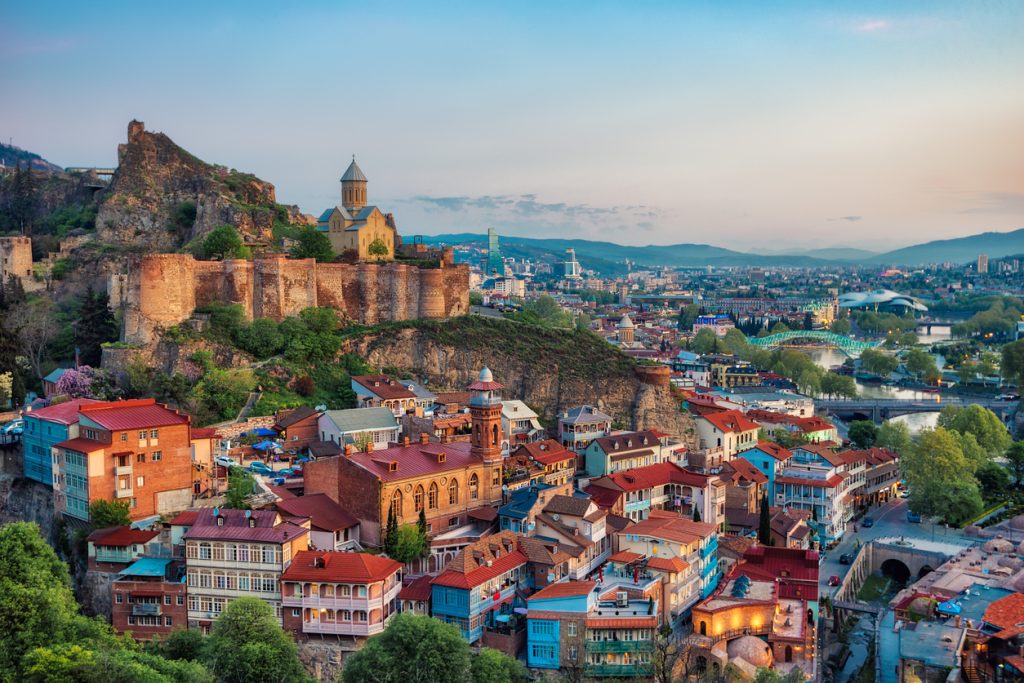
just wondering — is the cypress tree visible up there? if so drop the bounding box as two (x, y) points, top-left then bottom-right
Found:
(758, 492), (772, 545)
(384, 506), (398, 557)
(418, 508), (428, 537)
(693, 506), (701, 522)
(75, 286), (118, 366)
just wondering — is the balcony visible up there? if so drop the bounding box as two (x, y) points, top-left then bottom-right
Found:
(114, 465), (133, 476)
(282, 583), (399, 610)
(584, 663), (653, 677)
(586, 640), (654, 653)
(300, 619), (388, 637)
(132, 603), (162, 616)
(114, 487), (134, 499)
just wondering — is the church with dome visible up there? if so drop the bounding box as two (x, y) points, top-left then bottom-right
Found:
(317, 158), (398, 261)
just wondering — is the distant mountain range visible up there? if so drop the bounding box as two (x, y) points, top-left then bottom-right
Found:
(0, 142), (63, 173)
(420, 228), (1024, 270)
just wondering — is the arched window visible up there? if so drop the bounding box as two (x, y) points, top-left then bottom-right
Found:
(414, 485), (424, 512)
(428, 482), (438, 509)
(469, 474), (479, 500)
(491, 424), (499, 446)
(390, 489), (403, 519)
(448, 479), (459, 505)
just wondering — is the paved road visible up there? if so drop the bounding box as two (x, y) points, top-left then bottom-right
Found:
(818, 497), (973, 597)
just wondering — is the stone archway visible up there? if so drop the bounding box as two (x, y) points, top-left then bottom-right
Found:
(880, 558), (911, 584)
(918, 565), (934, 579)
(785, 645), (793, 663)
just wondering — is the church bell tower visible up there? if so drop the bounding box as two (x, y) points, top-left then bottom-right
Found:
(340, 156), (368, 212)
(468, 367), (504, 466)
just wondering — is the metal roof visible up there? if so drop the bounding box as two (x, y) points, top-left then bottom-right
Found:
(322, 407), (398, 434)
(118, 557), (173, 578)
(340, 158), (367, 182)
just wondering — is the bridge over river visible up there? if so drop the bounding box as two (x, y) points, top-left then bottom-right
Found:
(817, 396), (1017, 422)
(748, 330), (881, 357)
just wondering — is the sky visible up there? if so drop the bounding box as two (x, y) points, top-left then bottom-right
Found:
(2, 1), (1023, 251)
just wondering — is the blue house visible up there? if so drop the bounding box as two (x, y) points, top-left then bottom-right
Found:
(526, 581), (596, 669)
(498, 482), (556, 534)
(739, 441), (794, 499)
(22, 398), (102, 486)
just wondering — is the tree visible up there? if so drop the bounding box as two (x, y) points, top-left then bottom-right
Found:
(693, 506), (702, 522)
(959, 361), (979, 384)
(652, 626), (684, 683)
(769, 321), (790, 335)
(722, 328), (748, 355)
(9, 298), (59, 381)
(195, 368), (255, 422)
(574, 312), (592, 333)
(1006, 442), (1024, 486)
(902, 427), (982, 524)
(937, 404), (1011, 456)
(754, 667), (807, 683)
(384, 506), (398, 557)
(75, 286), (119, 366)
(418, 507), (428, 537)
(678, 304), (701, 331)
(54, 366), (94, 398)
(830, 318), (851, 336)
(0, 310), (26, 405)
(225, 469), (256, 509)
(289, 228), (334, 262)
(691, 328), (719, 354)
(470, 647), (528, 683)
(342, 614), (471, 683)
(205, 597), (308, 683)
(1001, 340), (1024, 387)
(876, 420), (912, 455)
(905, 348), (939, 381)
(976, 461), (1012, 501)
(758, 492), (771, 545)
(156, 628), (207, 662)
(819, 372), (857, 399)
(367, 238), (390, 258)
(235, 318), (285, 359)
(849, 421), (878, 449)
(803, 311), (814, 331)
(88, 499), (131, 528)
(391, 524), (428, 565)
(201, 225), (247, 260)
(859, 349), (899, 377)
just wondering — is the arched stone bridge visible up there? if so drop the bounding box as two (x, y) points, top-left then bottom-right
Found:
(748, 330), (881, 357)
(817, 397), (1017, 423)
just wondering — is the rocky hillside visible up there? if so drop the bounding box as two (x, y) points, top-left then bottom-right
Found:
(96, 120), (313, 250)
(348, 317), (696, 442)
(0, 142), (63, 173)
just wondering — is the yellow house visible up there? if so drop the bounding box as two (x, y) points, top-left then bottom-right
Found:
(317, 158), (396, 261)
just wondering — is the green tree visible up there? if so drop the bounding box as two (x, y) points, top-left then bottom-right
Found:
(830, 318), (852, 336)
(848, 421), (878, 449)
(225, 469), (256, 509)
(937, 404), (1012, 456)
(1006, 442), (1024, 486)
(819, 372), (857, 398)
(722, 327), (748, 355)
(75, 286), (119, 366)
(769, 321), (790, 335)
(904, 348), (939, 380)
(754, 667), (807, 683)
(574, 312), (592, 333)
(418, 507), (428, 537)
(470, 647), (528, 683)
(205, 597), (308, 683)
(156, 628), (207, 662)
(902, 427), (982, 524)
(88, 499), (132, 528)
(693, 506), (702, 522)
(958, 361), (979, 384)
(691, 327), (719, 354)
(391, 524), (428, 565)
(367, 238), (390, 258)
(384, 506), (398, 557)
(289, 228), (334, 262)
(859, 349), (899, 377)
(677, 304), (701, 331)
(195, 368), (255, 421)
(342, 614), (472, 683)
(876, 420), (912, 455)
(1001, 340), (1024, 387)
(235, 318), (285, 359)
(201, 225), (248, 260)
(976, 461), (1012, 501)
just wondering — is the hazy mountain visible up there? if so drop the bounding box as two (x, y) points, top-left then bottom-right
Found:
(0, 142), (63, 173)
(868, 228), (1024, 265)
(800, 247), (879, 260)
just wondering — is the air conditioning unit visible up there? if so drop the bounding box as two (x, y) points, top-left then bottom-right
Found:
(616, 592), (629, 608)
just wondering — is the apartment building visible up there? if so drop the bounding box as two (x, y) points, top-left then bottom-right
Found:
(111, 557), (187, 640)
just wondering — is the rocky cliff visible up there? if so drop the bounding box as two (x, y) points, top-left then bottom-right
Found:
(96, 121), (312, 250)
(348, 318), (696, 442)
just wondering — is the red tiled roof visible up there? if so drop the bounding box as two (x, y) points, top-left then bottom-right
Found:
(984, 593), (1024, 630)
(793, 443), (843, 466)
(608, 550), (644, 564)
(752, 441), (793, 461)
(627, 514), (717, 544)
(646, 556), (690, 573)
(183, 508), (308, 544)
(467, 506), (499, 522)
(593, 430), (663, 455)
(54, 437), (106, 453)
(27, 398), (106, 425)
(399, 574), (434, 602)
(191, 427), (219, 439)
(276, 494), (358, 532)
(79, 399), (189, 431)
(351, 375), (417, 400)
(606, 462), (709, 492)
(583, 484), (623, 509)
(434, 391), (471, 406)
(587, 617), (658, 629)
(528, 580), (597, 601)
(736, 545), (820, 584)
(345, 441), (480, 482)
(273, 406), (319, 430)
(168, 511), (199, 526)
(701, 409), (760, 434)
(515, 439), (575, 465)
(87, 526), (159, 547)
(720, 458), (769, 485)
(774, 474), (845, 488)
(431, 549), (527, 589)
(282, 550), (401, 583)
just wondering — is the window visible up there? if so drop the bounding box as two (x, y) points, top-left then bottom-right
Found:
(414, 485), (424, 512)
(469, 474), (479, 500)
(448, 517), (459, 528)
(164, 616), (172, 626)
(137, 453), (146, 463)
(152, 451), (162, 461)
(448, 479), (458, 505)
(428, 482), (438, 510)
(567, 621), (577, 636)
(492, 469), (500, 486)
(136, 476), (145, 488)
(121, 432), (127, 442)
(164, 595), (172, 605)
(150, 430), (159, 439)
(138, 431), (146, 441)
(390, 490), (403, 519)
(176, 595), (184, 606)
(292, 608), (300, 617)
(198, 543), (212, 560)
(115, 592), (123, 604)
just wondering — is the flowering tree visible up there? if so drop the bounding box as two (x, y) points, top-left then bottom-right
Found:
(54, 367), (94, 398)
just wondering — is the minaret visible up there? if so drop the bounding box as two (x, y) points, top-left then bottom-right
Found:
(468, 367), (504, 464)
(340, 156), (368, 212)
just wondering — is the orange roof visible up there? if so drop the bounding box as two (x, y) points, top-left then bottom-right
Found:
(515, 439), (576, 465)
(701, 409), (760, 434)
(608, 550), (644, 564)
(431, 549), (527, 589)
(528, 580), (597, 601)
(753, 441), (793, 461)
(984, 593), (1024, 630)
(282, 550), (402, 583)
(604, 462), (709, 492)
(627, 514), (717, 544)
(646, 556), (690, 573)
(587, 617), (658, 629)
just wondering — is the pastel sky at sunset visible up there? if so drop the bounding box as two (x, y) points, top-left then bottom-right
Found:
(3, 1), (1022, 250)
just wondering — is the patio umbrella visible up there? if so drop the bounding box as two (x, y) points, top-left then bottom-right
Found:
(252, 440), (277, 450)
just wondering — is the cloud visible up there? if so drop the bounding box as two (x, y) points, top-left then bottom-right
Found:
(959, 192), (1024, 214)
(853, 19), (891, 33)
(828, 215), (863, 222)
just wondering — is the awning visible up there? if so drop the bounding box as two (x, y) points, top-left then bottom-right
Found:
(937, 601), (961, 615)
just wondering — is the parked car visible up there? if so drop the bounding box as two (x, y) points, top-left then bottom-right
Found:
(214, 456), (236, 469)
(249, 462), (274, 475)
(861, 517), (874, 528)
(906, 511), (922, 523)
(827, 575), (841, 586)
(839, 553), (854, 565)
(899, 491), (910, 499)
(1, 419), (24, 435)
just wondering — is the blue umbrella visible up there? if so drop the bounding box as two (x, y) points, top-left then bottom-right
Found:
(252, 440), (277, 450)
(250, 428), (277, 437)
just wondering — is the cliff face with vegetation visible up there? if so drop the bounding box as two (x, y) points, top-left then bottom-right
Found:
(348, 317), (696, 441)
(96, 120), (312, 251)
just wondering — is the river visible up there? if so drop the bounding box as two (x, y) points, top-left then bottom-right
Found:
(806, 324), (952, 433)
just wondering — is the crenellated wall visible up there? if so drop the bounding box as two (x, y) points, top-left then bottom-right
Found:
(122, 254), (469, 344)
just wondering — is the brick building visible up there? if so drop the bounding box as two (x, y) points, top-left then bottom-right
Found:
(112, 557), (187, 640)
(22, 398), (105, 487)
(272, 406), (321, 451)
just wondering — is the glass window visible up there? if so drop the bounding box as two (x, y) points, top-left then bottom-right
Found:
(137, 453), (146, 463)
(152, 451), (162, 461)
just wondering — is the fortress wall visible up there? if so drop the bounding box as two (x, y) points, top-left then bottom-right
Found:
(254, 257), (317, 320)
(443, 263), (471, 317)
(125, 254), (197, 343)
(312, 263), (347, 317)
(358, 263), (381, 324)
(418, 268), (445, 319)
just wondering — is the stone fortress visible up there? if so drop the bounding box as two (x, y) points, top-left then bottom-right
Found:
(121, 160), (468, 344)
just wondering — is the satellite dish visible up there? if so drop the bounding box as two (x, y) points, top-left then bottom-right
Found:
(213, 507), (220, 516)
(245, 509), (252, 518)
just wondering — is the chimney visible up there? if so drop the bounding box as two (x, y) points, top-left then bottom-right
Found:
(440, 433), (449, 444)
(344, 444), (354, 457)
(420, 432), (429, 444)
(365, 441), (374, 453)
(403, 436), (411, 447)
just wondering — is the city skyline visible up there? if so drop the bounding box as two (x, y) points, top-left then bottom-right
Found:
(4, 1), (1022, 249)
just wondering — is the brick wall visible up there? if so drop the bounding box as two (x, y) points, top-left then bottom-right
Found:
(0, 236), (32, 282)
(111, 579), (187, 640)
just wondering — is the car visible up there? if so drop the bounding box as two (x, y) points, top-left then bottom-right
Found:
(839, 553), (854, 565)
(214, 456), (236, 469)
(861, 517), (874, 528)
(1, 419), (23, 435)
(900, 491), (910, 499)
(906, 511), (922, 523)
(249, 462), (274, 475)
(827, 575), (840, 586)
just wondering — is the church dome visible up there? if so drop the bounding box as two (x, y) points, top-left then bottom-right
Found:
(727, 635), (773, 668)
(341, 158), (367, 182)
(479, 367), (494, 383)
(617, 314), (634, 329)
